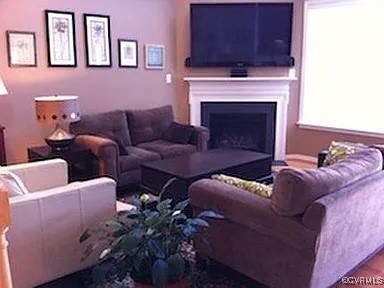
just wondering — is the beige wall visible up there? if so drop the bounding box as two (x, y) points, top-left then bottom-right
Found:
(175, 0), (384, 157)
(0, 0), (176, 163)
(1, 0), (382, 163)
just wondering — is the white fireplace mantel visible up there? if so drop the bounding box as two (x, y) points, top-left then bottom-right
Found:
(184, 76), (297, 161)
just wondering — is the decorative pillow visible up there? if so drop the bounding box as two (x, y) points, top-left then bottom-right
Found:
(323, 141), (366, 166)
(0, 171), (29, 197)
(163, 122), (194, 144)
(211, 174), (273, 198)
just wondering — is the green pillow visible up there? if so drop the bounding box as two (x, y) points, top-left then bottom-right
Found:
(323, 141), (366, 166)
(211, 174), (273, 198)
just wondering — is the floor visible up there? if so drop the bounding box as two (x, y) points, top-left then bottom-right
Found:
(38, 155), (384, 288)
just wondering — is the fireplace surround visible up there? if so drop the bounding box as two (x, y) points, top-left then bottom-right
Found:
(184, 76), (296, 161)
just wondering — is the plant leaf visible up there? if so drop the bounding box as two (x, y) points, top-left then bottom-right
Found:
(182, 224), (197, 238)
(174, 199), (190, 211)
(121, 228), (143, 255)
(144, 211), (160, 226)
(148, 239), (166, 259)
(79, 229), (91, 243)
(118, 209), (140, 219)
(197, 210), (224, 219)
(156, 199), (173, 213)
(190, 218), (209, 227)
(167, 253), (185, 280)
(91, 258), (115, 284)
(152, 259), (169, 288)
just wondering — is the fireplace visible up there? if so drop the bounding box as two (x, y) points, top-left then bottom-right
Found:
(201, 102), (276, 158)
(184, 76), (296, 161)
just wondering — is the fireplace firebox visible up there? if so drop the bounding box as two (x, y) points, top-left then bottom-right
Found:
(201, 102), (276, 159)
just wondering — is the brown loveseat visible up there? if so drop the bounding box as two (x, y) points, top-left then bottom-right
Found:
(70, 105), (209, 187)
(189, 148), (384, 288)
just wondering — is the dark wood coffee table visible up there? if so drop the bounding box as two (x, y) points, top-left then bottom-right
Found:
(140, 148), (272, 202)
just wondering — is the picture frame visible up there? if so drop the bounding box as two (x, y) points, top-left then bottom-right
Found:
(118, 39), (138, 68)
(45, 10), (77, 67)
(6, 30), (37, 67)
(84, 14), (112, 67)
(145, 44), (165, 69)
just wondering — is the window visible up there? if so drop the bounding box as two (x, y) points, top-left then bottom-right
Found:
(299, 0), (384, 135)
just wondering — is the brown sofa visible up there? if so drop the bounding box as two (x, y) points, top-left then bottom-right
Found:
(70, 105), (209, 187)
(189, 148), (384, 288)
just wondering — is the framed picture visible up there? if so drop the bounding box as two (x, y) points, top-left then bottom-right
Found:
(84, 14), (112, 67)
(45, 10), (77, 67)
(6, 31), (37, 67)
(145, 44), (165, 69)
(118, 39), (138, 68)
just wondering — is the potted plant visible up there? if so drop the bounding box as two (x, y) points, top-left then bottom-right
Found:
(80, 179), (222, 288)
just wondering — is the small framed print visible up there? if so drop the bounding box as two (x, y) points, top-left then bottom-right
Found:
(84, 14), (112, 67)
(145, 44), (165, 69)
(45, 10), (77, 67)
(118, 39), (138, 68)
(6, 31), (37, 67)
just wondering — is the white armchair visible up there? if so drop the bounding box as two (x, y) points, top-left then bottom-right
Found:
(0, 159), (117, 288)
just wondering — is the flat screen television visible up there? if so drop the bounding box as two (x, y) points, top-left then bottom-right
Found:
(189, 3), (294, 68)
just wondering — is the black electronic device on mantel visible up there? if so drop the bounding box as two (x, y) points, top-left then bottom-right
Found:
(188, 3), (294, 68)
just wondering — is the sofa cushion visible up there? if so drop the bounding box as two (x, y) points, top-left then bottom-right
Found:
(0, 171), (29, 197)
(126, 105), (174, 145)
(211, 174), (273, 198)
(119, 147), (161, 172)
(137, 140), (197, 159)
(70, 110), (132, 146)
(163, 122), (194, 144)
(271, 148), (383, 216)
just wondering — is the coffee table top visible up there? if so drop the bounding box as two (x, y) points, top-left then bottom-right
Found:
(141, 148), (271, 179)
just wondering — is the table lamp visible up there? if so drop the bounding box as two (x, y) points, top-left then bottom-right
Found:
(34, 95), (80, 150)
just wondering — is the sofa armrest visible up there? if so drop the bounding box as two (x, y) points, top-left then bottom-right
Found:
(189, 125), (210, 152)
(0, 159), (68, 192)
(189, 179), (317, 250)
(75, 135), (119, 180)
(8, 177), (117, 288)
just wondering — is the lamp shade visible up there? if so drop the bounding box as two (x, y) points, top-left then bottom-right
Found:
(35, 95), (80, 124)
(0, 75), (8, 95)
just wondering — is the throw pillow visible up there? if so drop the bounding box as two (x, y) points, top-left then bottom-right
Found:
(163, 122), (194, 144)
(0, 171), (29, 197)
(323, 141), (366, 166)
(211, 174), (273, 198)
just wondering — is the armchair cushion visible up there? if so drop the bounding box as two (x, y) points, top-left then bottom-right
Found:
(163, 122), (194, 144)
(0, 171), (29, 197)
(126, 105), (174, 145)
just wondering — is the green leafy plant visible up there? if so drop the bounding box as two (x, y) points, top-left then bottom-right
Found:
(80, 179), (223, 288)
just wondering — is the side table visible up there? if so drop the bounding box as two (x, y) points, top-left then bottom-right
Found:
(27, 145), (97, 182)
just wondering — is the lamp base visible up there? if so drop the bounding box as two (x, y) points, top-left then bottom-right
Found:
(45, 127), (75, 151)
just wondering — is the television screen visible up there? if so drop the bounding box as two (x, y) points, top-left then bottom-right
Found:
(189, 3), (294, 67)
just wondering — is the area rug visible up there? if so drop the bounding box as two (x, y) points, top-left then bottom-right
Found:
(38, 260), (267, 288)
